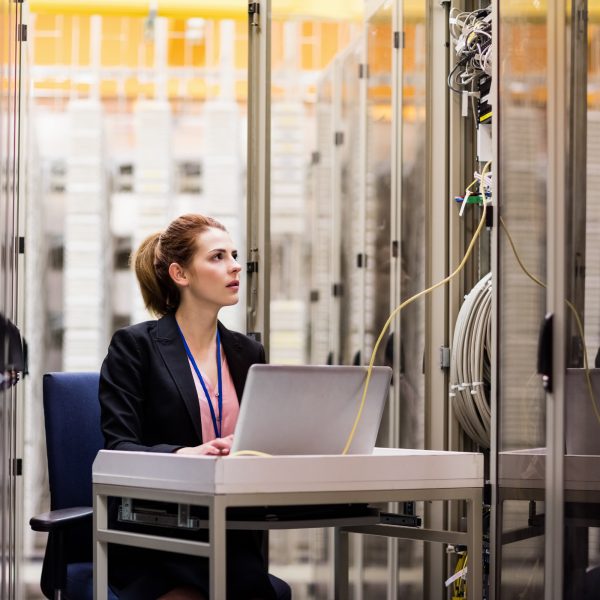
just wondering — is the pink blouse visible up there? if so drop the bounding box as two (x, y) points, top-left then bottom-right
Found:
(188, 354), (240, 443)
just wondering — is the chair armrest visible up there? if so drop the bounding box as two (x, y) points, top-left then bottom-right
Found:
(30, 506), (93, 532)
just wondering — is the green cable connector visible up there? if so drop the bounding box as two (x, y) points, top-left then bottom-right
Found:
(455, 194), (483, 205)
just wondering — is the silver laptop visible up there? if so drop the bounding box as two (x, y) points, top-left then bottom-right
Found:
(231, 364), (392, 455)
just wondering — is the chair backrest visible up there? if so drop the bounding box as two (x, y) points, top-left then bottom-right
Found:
(43, 372), (103, 509)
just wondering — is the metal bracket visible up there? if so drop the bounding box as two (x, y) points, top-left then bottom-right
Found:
(310, 290), (319, 302)
(537, 313), (553, 392)
(247, 261), (259, 274)
(177, 504), (191, 528)
(334, 131), (344, 146)
(120, 498), (133, 520)
(358, 63), (369, 79)
(248, 2), (260, 27)
(440, 346), (451, 369)
(11, 458), (22, 476)
(18, 236), (25, 254)
(332, 283), (343, 297)
(17, 24), (27, 42)
(393, 31), (404, 50)
(577, 6), (588, 34)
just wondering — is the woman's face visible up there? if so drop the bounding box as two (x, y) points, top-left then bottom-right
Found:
(179, 227), (241, 309)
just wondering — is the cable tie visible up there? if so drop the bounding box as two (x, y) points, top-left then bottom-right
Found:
(445, 566), (468, 587)
(459, 191), (470, 217)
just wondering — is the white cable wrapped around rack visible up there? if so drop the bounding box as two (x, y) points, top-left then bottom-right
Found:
(450, 272), (492, 448)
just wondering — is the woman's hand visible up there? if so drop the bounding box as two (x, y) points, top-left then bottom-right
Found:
(175, 434), (233, 456)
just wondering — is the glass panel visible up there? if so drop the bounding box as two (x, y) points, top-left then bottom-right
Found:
(399, 1), (426, 456)
(365, 3), (392, 374)
(311, 69), (334, 364)
(268, 8), (360, 597)
(396, 0), (426, 596)
(496, 2), (548, 598)
(308, 71), (334, 367)
(339, 40), (363, 367)
(562, 2), (600, 596)
(363, 3), (393, 597)
(29, 14), (251, 369)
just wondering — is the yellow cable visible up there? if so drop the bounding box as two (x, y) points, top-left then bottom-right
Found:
(452, 551), (467, 598)
(229, 450), (273, 457)
(342, 161), (493, 454)
(499, 218), (545, 288)
(499, 217), (600, 427)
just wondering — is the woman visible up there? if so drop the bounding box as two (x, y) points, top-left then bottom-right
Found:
(99, 214), (283, 599)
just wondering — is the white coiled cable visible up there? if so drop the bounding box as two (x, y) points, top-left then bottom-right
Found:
(449, 272), (492, 448)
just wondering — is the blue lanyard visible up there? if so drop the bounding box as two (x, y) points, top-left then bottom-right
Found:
(177, 325), (223, 439)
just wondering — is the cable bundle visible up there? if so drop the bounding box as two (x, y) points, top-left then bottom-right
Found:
(448, 7), (492, 94)
(450, 272), (492, 448)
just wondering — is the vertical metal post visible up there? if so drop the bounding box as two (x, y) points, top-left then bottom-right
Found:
(387, 1), (404, 597)
(333, 528), (349, 600)
(566, 0), (588, 365)
(90, 16), (101, 101)
(466, 491), (484, 600)
(93, 491), (108, 600)
(424, 0), (450, 595)
(330, 58), (342, 365)
(358, 33), (368, 369)
(154, 16), (168, 102)
(353, 33), (368, 600)
(489, 0), (500, 597)
(246, 0), (271, 353)
(546, 1), (567, 598)
(209, 496), (227, 600)
(14, 2), (25, 596)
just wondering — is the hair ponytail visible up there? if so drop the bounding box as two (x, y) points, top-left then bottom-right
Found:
(132, 232), (171, 316)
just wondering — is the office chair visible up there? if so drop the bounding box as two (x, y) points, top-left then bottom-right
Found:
(30, 372), (116, 599)
(30, 371), (291, 600)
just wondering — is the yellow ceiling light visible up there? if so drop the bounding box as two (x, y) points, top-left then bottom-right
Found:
(272, 0), (362, 20)
(29, 0), (247, 18)
(29, 0), (363, 20)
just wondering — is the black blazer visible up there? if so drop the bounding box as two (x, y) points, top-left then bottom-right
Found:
(99, 313), (266, 453)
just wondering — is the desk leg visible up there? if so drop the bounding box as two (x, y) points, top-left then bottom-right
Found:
(209, 497), (226, 600)
(466, 490), (483, 600)
(93, 491), (108, 600)
(333, 528), (349, 600)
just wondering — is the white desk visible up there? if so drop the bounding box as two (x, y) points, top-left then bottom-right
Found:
(93, 448), (484, 600)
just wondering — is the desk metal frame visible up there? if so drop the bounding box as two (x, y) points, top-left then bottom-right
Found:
(94, 484), (483, 599)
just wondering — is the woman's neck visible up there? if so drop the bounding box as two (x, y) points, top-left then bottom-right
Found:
(175, 303), (219, 351)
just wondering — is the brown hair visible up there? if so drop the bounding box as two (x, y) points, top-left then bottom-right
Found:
(132, 214), (227, 316)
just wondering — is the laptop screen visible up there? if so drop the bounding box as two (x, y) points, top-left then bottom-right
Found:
(231, 364), (392, 455)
